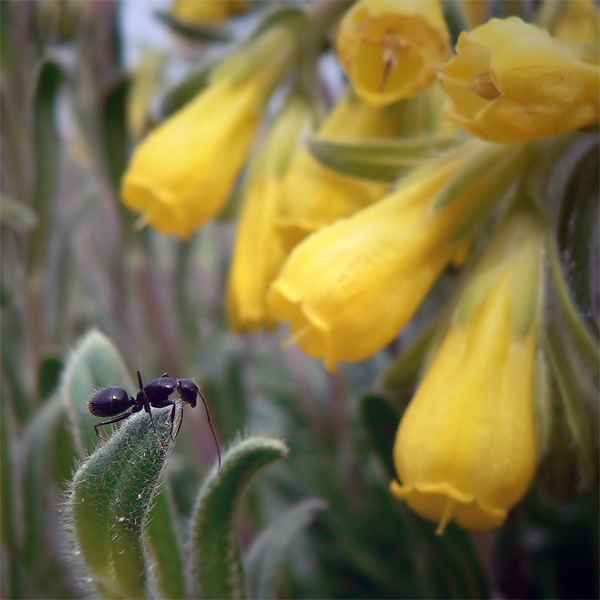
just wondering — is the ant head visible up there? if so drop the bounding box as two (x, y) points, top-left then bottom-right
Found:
(177, 379), (198, 407)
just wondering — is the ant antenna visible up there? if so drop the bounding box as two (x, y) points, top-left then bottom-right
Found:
(198, 390), (221, 469)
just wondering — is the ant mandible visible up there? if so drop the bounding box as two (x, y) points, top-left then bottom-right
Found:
(88, 371), (221, 468)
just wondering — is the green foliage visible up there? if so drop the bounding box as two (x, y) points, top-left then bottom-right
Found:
(189, 437), (289, 599)
(68, 407), (175, 599)
(245, 498), (328, 600)
(155, 11), (232, 43)
(145, 484), (187, 600)
(1, 2), (598, 600)
(306, 134), (459, 181)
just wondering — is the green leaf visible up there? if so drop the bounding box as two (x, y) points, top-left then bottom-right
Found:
(0, 306), (33, 422)
(544, 319), (599, 488)
(145, 482), (186, 600)
(100, 75), (130, 192)
(0, 393), (23, 599)
(0, 0), (12, 75)
(414, 517), (489, 599)
(435, 143), (522, 210)
(155, 11), (231, 42)
(546, 233), (600, 373)
(1, 225), (19, 308)
(189, 436), (289, 600)
(67, 406), (177, 599)
(556, 144), (599, 340)
(245, 498), (327, 600)
(0, 195), (38, 230)
(537, 373), (584, 500)
(37, 352), (64, 400)
(159, 62), (214, 117)
(1, 394), (16, 549)
(61, 329), (134, 457)
(306, 134), (459, 182)
(29, 59), (63, 271)
(21, 393), (78, 597)
(360, 395), (400, 480)
(382, 321), (438, 391)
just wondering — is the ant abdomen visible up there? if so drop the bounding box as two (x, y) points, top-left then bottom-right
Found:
(89, 386), (134, 417)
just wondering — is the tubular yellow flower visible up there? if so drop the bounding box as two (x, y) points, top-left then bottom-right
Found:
(268, 140), (519, 370)
(277, 91), (404, 250)
(439, 17), (600, 144)
(391, 209), (544, 533)
(552, 0), (600, 45)
(121, 24), (299, 238)
(127, 51), (166, 141)
(336, 0), (450, 106)
(457, 0), (489, 30)
(171, 0), (248, 24)
(227, 96), (313, 333)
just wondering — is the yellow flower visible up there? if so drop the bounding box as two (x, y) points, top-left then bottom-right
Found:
(268, 140), (521, 370)
(127, 51), (166, 141)
(121, 24), (299, 238)
(552, 0), (600, 45)
(457, 0), (489, 30)
(171, 0), (248, 24)
(439, 17), (600, 144)
(277, 91), (403, 250)
(336, 0), (450, 107)
(227, 96), (313, 333)
(391, 208), (544, 533)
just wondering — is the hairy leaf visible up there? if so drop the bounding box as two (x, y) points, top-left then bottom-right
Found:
(61, 329), (134, 457)
(67, 407), (176, 599)
(245, 498), (327, 600)
(189, 437), (289, 599)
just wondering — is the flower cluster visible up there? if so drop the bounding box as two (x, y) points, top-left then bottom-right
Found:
(121, 0), (599, 532)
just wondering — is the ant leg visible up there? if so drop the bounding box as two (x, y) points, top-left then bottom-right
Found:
(94, 410), (135, 440)
(136, 370), (144, 391)
(146, 404), (163, 448)
(198, 390), (221, 469)
(140, 389), (164, 448)
(167, 401), (182, 440)
(160, 373), (170, 378)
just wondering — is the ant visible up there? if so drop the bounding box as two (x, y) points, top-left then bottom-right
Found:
(88, 371), (221, 468)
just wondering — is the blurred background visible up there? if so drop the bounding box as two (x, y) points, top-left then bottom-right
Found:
(1, 1), (598, 598)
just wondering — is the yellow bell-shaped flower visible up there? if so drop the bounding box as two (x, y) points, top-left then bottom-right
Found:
(439, 17), (600, 144)
(171, 0), (248, 24)
(457, 0), (489, 30)
(121, 23), (299, 238)
(227, 96), (313, 333)
(268, 139), (520, 370)
(277, 90), (403, 250)
(391, 208), (545, 533)
(336, 0), (450, 106)
(552, 0), (600, 46)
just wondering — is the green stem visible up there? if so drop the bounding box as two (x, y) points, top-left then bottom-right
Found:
(546, 231), (600, 370)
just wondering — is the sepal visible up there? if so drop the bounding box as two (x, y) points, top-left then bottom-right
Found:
(306, 133), (459, 182)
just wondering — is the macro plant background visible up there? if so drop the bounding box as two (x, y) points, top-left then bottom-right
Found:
(0, 1), (598, 599)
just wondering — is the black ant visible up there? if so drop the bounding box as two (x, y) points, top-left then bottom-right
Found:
(88, 371), (221, 467)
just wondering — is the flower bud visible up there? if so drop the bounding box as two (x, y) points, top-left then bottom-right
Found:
(277, 90), (403, 249)
(121, 22), (301, 238)
(227, 96), (313, 333)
